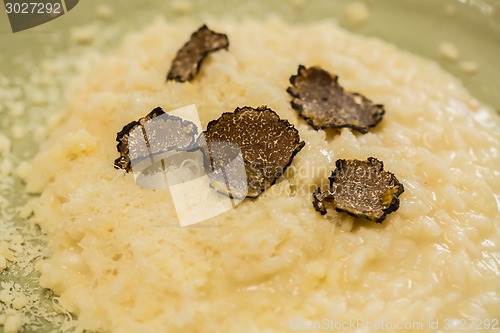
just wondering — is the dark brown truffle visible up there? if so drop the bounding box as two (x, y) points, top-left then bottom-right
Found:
(313, 157), (404, 222)
(167, 24), (229, 82)
(200, 106), (305, 198)
(114, 107), (198, 172)
(287, 65), (385, 133)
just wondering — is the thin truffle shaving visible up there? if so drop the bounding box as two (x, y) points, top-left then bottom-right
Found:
(114, 107), (198, 172)
(313, 157), (404, 222)
(287, 65), (385, 133)
(167, 24), (229, 82)
(200, 106), (305, 198)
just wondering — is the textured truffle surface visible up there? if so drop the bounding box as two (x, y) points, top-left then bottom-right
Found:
(313, 157), (404, 222)
(287, 65), (385, 133)
(202, 106), (305, 198)
(115, 107), (198, 172)
(167, 24), (229, 82)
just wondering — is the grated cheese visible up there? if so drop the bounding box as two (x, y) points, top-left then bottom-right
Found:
(10, 126), (25, 140)
(345, 2), (370, 25)
(95, 4), (114, 19)
(70, 24), (101, 45)
(460, 60), (479, 75)
(0, 134), (11, 155)
(0, 255), (6, 272)
(4, 312), (23, 333)
(438, 41), (460, 61)
(0, 22), (97, 331)
(170, 0), (193, 15)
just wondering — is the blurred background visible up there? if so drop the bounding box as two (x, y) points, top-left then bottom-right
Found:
(1, 0), (500, 106)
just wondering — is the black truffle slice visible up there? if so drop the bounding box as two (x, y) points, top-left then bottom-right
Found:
(201, 106), (305, 198)
(167, 24), (229, 82)
(287, 65), (385, 133)
(114, 107), (198, 172)
(313, 157), (404, 223)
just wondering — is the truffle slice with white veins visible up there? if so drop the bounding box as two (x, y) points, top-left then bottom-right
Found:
(200, 106), (305, 198)
(114, 107), (198, 172)
(313, 157), (404, 222)
(287, 65), (385, 133)
(167, 24), (229, 82)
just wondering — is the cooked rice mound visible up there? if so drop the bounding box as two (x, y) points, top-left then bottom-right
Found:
(20, 18), (500, 332)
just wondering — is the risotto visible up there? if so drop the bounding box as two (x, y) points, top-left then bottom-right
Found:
(18, 17), (500, 333)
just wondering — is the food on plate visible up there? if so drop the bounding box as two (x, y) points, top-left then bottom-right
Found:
(17, 17), (500, 333)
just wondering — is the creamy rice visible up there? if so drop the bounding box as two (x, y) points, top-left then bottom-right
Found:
(19, 17), (500, 333)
